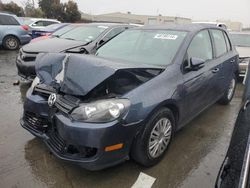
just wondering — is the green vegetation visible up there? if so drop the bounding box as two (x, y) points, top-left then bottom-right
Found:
(0, 0), (82, 22)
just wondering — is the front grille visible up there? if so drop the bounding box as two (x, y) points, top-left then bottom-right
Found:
(33, 84), (57, 98)
(20, 50), (38, 62)
(24, 112), (49, 133)
(55, 95), (80, 114)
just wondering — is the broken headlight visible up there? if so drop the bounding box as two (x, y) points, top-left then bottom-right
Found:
(71, 99), (130, 123)
(30, 76), (40, 91)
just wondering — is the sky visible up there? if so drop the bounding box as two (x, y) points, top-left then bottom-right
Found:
(3, 0), (250, 27)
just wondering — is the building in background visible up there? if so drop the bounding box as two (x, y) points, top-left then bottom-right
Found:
(81, 12), (191, 25)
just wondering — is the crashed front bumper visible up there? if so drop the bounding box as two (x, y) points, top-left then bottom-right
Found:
(21, 108), (142, 170)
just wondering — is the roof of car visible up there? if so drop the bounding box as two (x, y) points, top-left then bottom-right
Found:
(84, 22), (133, 27)
(0, 12), (17, 17)
(135, 24), (225, 32)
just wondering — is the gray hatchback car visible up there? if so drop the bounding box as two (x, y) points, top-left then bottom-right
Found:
(0, 12), (31, 50)
(22, 24), (239, 170)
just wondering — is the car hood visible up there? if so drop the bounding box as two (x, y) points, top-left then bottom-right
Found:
(236, 46), (250, 58)
(22, 37), (87, 53)
(35, 53), (164, 96)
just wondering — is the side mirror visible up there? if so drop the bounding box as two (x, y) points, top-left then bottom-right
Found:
(190, 57), (205, 70)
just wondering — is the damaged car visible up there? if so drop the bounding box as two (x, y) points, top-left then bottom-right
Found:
(16, 23), (133, 80)
(21, 24), (239, 170)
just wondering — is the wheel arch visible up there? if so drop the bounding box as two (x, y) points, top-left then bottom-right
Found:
(3, 34), (20, 43)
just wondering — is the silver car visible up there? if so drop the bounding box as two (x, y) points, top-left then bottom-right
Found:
(0, 12), (31, 50)
(230, 32), (250, 78)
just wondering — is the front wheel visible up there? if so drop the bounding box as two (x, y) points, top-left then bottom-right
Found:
(131, 108), (175, 167)
(218, 76), (236, 105)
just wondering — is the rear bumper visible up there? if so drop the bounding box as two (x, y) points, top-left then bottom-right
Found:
(21, 91), (142, 170)
(19, 34), (32, 45)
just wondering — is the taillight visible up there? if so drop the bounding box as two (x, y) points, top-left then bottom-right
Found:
(21, 25), (29, 31)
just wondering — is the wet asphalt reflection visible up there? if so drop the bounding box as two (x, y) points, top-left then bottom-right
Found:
(0, 50), (244, 188)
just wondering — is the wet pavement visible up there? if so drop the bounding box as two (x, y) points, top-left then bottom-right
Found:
(0, 49), (244, 188)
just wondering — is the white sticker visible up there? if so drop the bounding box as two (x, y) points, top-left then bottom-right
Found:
(154, 34), (178, 40)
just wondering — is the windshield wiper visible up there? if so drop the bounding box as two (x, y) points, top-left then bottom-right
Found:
(64, 37), (76, 41)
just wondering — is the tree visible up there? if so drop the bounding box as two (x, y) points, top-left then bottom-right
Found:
(38, 0), (62, 19)
(38, 0), (81, 22)
(63, 0), (81, 22)
(0, 1), (25, 16)
(24, 0), (44, 17)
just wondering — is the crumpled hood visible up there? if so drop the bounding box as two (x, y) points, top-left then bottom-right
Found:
(35, 53), (164, 96)
(23, 37), (87, 53)
(236, 46), (250, 58)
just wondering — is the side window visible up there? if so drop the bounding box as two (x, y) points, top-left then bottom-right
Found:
(43, 21), (56, 26)
(32, 21), (44, 26)
(103, 27), (127, 41)
(0, 15), (19, 25)
(211, 30), (228, 57)
(187, 30), (213, 61)
(223, 32), (232, 51)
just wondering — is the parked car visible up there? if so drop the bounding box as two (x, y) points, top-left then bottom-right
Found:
(19, 17), (60, 34)
(31, 23), (77, 43)
(21, 24), (238, 170)
(230, 32), (250, 78)
(216, 66), (250, 188)
(16, 23), (134, 80)
(0, 12), (31, 50)
(31, 23), (70, 39)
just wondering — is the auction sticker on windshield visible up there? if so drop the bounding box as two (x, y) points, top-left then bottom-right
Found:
(154, 34), (178, 40)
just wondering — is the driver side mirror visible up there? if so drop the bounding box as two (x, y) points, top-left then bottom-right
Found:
(189, 57), (205, 71)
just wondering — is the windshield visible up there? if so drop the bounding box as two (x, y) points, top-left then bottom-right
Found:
(96, 29), (187, 66)
(52, 24), (75, 36)
(42, 23), (64, 32)
(23, 19), (34, 25)
(230, 33), (250, 47)
(59, 25), (108, 42)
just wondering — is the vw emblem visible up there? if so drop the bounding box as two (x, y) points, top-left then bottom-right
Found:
(48, 93), (57, 107)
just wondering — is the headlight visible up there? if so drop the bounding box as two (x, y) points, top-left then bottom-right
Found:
(71, 99), (130, 123)
(30, 76), (40, 91)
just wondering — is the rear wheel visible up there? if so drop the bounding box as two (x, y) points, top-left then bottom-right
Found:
(218, 76), (236, 105)
(3, 35), (20, 50)
(131, 108), (175, 166)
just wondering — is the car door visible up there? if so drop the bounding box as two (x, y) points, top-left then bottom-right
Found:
(182, 30), (217, 120)
(211, 29), (236, 93)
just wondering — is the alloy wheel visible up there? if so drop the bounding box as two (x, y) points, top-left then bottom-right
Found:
(148, 117), (172, 158)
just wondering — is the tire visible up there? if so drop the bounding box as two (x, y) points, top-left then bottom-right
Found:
(218, 75), (236, 105)
(3, 35), (20, 50)
(131, 108), (175, 167)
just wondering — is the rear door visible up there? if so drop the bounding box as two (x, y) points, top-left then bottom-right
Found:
(210, 29), (236, 95)
(182, 29), (217, 119)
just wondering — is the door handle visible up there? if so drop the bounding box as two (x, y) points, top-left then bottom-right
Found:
(230, 59), (235, 63)
(212, 68), (220, 73)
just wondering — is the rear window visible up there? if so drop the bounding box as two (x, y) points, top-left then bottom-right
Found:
(211, 30), (228, 57)
(0, 15), (20, 25)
